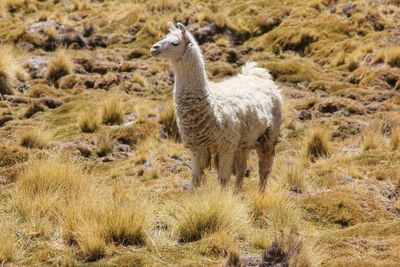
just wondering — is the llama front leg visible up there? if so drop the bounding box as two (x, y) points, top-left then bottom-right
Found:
(234, 149), (249, 192)
(191, 148), (210, 187)
(217, 151), (235, 187)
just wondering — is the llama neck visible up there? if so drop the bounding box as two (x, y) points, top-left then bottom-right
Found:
(172, 41), (221, 147)
(172, 43), (209, 99)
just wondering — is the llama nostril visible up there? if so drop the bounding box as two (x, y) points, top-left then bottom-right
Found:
(150, 44), (161, 56)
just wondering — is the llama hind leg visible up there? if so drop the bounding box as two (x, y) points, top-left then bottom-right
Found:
(257, 147), (275, 193)
(257, 128), (278, 193)
(234, 149), (249, 192)
(191, 148), (210, 187)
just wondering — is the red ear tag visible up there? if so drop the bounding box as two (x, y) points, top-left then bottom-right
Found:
(184, 31), (190, 42)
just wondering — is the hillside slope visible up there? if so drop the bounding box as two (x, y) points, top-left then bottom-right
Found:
(0, 0), (399, 266)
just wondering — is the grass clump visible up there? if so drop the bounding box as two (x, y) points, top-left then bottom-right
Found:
(0, 145), (29, 167)
(131, 73), (147, 87)
(101, 94), (124, 125)
(248, 189), (302, 230)
(61, 183), (152, 259)
(101, 186), (150, 245)
(361, 124), (384, 151)
(0, 45), (16, 95)
(248, 187), (322, 267)
(79, 111), (99, 133)
(276, 158), (308, 193)
(373, 47), (400, 67)
(96, 133), (113, 157)
(0, 217), (14, 262)
(14, 156), (88, 220)
(24, 101), (45, 118)
(168, 182), (250, 243)
(390, 127), (400, 151)
(25, 84), (61, 98)
(75, 223), (106, 261)
(159, 101), (180, 141)
(46, 50), (73, 83)
(19, 128), (50, 149)
(305, 127), (332, 161)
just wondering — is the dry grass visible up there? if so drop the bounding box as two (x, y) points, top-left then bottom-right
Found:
(25, 84), (61, 98)
(373, 47), (400, 67)
(276, 158), (308, 193)
(14, 156), (152, 261)
(0, 45), (16, 95)
(24, 101), (45, 118)
(0, 145), (29, 168)
(0, 217), (15, 262)
(60, 183), (152, 260)
(14, 156), (88, 220)
(390, 127), (400, 150)
(199, 230), (237, 257)
(101, 185), (151, 245)
(168, 182), (250, 243)
(96, 132), (113, 156)
(361, 124), (384, 151)
(248, 189), (302, 231)
(101, 94), (124, 125)
(305, 127), (332, 161)
(247, 186), (322, 266)
(1, 0), (400, 265)
(131, 73), (147, 87)
(19, 128), (50, 149)
(79, 111), (99, 133)
(46, 50), (73, 84)
(159, 101), (180, 141)
(74, 222), (106, 261)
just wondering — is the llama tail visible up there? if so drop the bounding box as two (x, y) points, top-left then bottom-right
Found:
(241, 61), (272, 80)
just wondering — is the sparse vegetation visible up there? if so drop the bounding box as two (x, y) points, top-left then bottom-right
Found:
(79, 111), (99, 133)
(19, 128), (50, 149)
(390, 127), (400, 150)
(305, 127), (332, 161)
(24, 101), (45, 118)
(361, 123), (384, 151)
(0, 45), (16, 95)
(1, 0), (400, 265)
(159, 101), (180, 141)
(169, 183), (249, 243)
(101, 94), (124, 125)
(96, 132), (113, 156)
(46, 50), (73, 83)
(0, 218), (14, 262)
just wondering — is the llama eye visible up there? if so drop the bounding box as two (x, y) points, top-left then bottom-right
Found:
(171, 42), (179, 46)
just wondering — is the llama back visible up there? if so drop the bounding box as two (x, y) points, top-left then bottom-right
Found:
(241, 61), (272, 80)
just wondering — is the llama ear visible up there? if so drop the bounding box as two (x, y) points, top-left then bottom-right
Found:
(177, 22), (186, 33)
(167, 21), (176, 31)
(177, 22), (189, 41)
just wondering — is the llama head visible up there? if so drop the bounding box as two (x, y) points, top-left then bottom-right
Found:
(150, 22), (191, 59)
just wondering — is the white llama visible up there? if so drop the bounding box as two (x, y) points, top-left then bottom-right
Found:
(150, 22), (283, 192)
